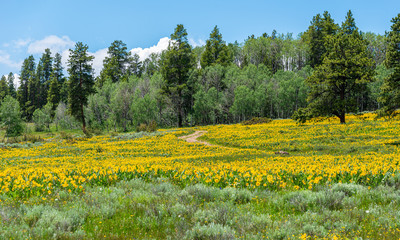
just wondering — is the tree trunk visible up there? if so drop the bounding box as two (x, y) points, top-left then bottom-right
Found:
(339, 112), (346, 124)
(81, 103), (86, 132)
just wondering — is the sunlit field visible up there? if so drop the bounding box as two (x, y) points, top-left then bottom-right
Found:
(2, 113), (400, 239)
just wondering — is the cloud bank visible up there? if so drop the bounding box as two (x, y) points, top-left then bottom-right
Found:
(28, 35), (75, 55)
(130, 37), (170, 61)
(1, 35), (174, 80)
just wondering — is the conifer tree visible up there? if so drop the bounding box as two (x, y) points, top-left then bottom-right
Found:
(295, 10), (374, 124)
(7, 72), (16, 98)
(127, 53), (142, 77)
(37, 48), (53, 108)
(160, 24), (194, 127)
(17, 55), (36, 119)
(379, 13), (400, 116)
(67, 42), (96, 132)
(200, 25), (231, 68)
(98, 40), (130, 86)
(47, 53), (64, 113)
(303, 11), (338, 68)
(0, 75), (8, 102)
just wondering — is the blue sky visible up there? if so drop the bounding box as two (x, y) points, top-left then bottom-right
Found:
(0, 0), (399, 82)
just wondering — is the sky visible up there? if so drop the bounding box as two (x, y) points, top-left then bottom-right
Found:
(0, 0), (399, 85)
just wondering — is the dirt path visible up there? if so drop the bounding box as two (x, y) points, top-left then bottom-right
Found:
(178, 131), (213, 146)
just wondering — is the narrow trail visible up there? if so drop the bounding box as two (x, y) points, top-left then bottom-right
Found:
(178, 131), (213, 146)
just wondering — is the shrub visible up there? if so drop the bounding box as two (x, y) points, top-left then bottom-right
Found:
(331, 183), (366, 196)
(185, 223), (235, 240)
(32, 104), (52, 132)
(147, 120), (157, 132)
(0, 96), (24, 137)
(241, 117), (272, 125)
(137, 123), (147, 132)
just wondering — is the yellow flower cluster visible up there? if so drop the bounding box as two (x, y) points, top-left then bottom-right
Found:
(1, 113), (399, 198)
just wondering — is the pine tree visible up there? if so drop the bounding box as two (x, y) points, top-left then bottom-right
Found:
(127, 53), (142, 77)
(7, 72), (16, 98)
(26, 74), (40, 120)
(37, 48), (53, 108)
(295, 11), (374, 124)
(0, 75), (8, 102)
(200, 25), (231, 68)
(17, 55), (36, 119)
(67, 42), (96, 132)
(303, 11), (338, 68)
(379, 13), (400, 116)
(98, 40), (130, 86)
(47, 53), (64, 113)
(160, 24), (194, 127)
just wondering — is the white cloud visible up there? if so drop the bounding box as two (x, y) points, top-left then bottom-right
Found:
(27, 35), (74, 55)
(15, 39), (32, 48)
(0, 50), (22, 69)
(1, 36), (173, 78)
(189, 38), (206, 47)
(130, 37), (170, 61)
(4, 73), (20, 90)
(88, 48), (108, 77)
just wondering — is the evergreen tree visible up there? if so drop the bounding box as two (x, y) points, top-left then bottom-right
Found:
(26, 74), (41, 120)
(142, 53), (160, 76)
(17, 55), (36, 119)
(303, 11), (338, 68)
(37, 48), (53, 108)
(379, 13), (400, 116)
(160, 24), (194, 127)
(47, 53), (64, 113)
(7, 72), (16, 98)
(295, 12), (374, 124)
(67, 42), (96, 132)
(200, 25), (231, 68)
(98, 40), (130, 86)
(127, 53), (143, 77)
(0, 75), (8, 102)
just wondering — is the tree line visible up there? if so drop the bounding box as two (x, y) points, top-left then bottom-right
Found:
(0, 10), (399, 136)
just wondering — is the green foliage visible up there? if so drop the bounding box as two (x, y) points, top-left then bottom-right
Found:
(241, 117), (272, 125)
(110, 81), (135, 132)
(7, 72), (16, 98)
(0, 96), (24, 137)
(17, 55), (36, 119)
(200, 25), (231, 68)
(32, 104), (52, 132)
(305, 12), (375, 123)
(47, 53), (64, 114)
(36, 48), (53, 109)
(303, 11), (338, 68)
(378, 13), (400, 117)
(131, 93), (158, 127)
(160, 24), (194, 127)
(230, 85), (256, 121)
(292, 107), (312, 124)
(98, 40), (131, 86)
(0, 75), (9, 102)
(67, 42), (96, 132)
(54, 102), (79, 130)
(127, 53), (143, 78)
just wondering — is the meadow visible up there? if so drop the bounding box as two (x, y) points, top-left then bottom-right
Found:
(1, 113), (400, 239)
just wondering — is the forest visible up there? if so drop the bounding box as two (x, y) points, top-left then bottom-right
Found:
(0, 10), (398, 134)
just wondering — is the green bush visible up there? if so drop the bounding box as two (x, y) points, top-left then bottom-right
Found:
(0, 96), (24, 137)
(241, 117), (272, 125)
(185, 223), (236, 240)
(32, 104), (52, 132)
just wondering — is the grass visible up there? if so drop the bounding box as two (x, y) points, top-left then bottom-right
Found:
(2, 179), (400, 239)
(2, 113), (400, 239)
